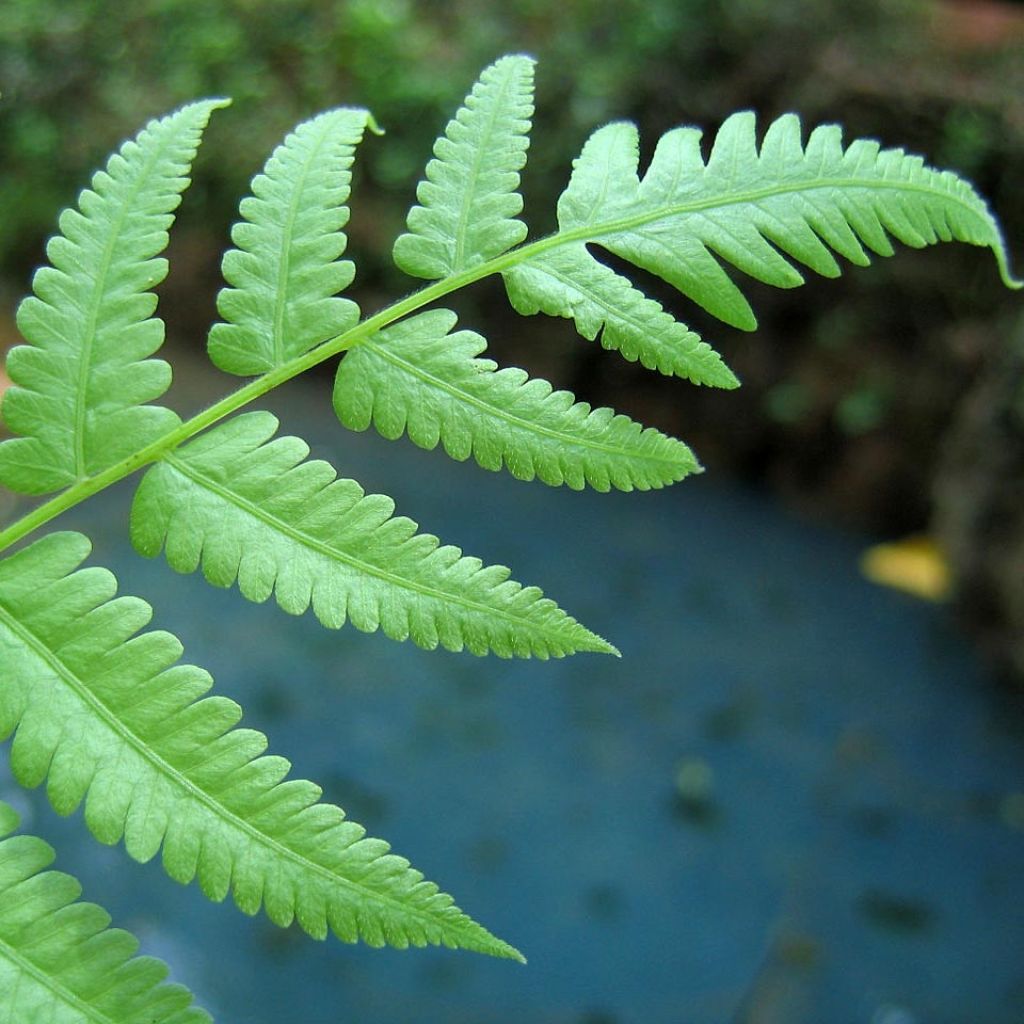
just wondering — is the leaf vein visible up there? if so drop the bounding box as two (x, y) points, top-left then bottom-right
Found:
(0, 601), (446, 929)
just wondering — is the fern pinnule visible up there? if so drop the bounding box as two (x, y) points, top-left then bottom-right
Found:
(0, 100), (228, 496)
(393, 53), (535, 278)
(503, 244), (739, 386)
(334, 308), (699, 491)
(0, 533), (522, 960)
(208, 107), (377, 376)
(0, 802), (210, 1024)
(130, 410), (614, 656)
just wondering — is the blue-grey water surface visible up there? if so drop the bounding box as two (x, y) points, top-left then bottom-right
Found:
(2, 378), (1022, 1024)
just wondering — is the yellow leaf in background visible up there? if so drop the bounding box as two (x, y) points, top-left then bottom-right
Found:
(860, 535), (952, 602)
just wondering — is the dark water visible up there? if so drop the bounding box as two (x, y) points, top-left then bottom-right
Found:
(2, 383), (1023, 1023)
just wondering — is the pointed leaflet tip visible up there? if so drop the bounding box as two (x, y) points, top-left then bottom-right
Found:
(566, 619), (621, 658)
(170, 97), (231, 118)
(0, 531), (530, 956)
(489, 935), (527, 964)
(572, 625), (621, 658)
(994, 245), (1023, 290)
(603, 637), (624, 658)
(133, 409), (617, 658)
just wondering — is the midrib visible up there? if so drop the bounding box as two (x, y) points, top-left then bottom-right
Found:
(0, 603), (474, 937)
(548, 174), (983, 250)
(160, 450), (581, 636)
(72, 136), (169, 481)
(452, 60), (518, 271)
(358, 338), (686, 466)
(270, 119), (338, 367)
(0, 931), (113, 1024)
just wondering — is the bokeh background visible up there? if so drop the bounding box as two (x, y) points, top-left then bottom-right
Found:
(1, 2), (1023, 1022)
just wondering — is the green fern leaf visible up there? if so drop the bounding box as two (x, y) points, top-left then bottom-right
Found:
(393, 54), (534, 278)
(504, 243), (739, 386)
(0, 802), (210, 1024)
(208, 108), (375, 376)
(334, 308), (698, 492)
(0, 100), (227, 496)
(504, 111), (1020, 360)
(0, 533), (522, 960)
(130, 410), (614, 657)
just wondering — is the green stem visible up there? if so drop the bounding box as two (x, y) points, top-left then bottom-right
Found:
(3, 157), (1015, 556)
(0, 242), (543, 556)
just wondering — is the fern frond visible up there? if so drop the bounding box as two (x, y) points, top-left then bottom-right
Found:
(208, 108), (375, 376)
(0, 100), (227, 495)
(0, 533), (522, 960)
(335, 308), (698, 492)
(393, 54), (534, 278)
(0, 802), (210, 1024)
(504, 111), (1020, 358)
(130, 410), (614, 656)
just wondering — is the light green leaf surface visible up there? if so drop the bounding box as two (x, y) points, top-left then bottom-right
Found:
(504, 243), (738, 386)
(393, 54), (534, 278)
(131, 411), (614, 657)
(0, 100), (227, 495)
(0, 802), (210, 1024)
(0, 533), (522, 960)
(208, 108), (374, 376)
(505, 111), (1020, 374)
(335, 308), (698, 492)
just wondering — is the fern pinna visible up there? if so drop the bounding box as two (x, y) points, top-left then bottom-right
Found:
(0, 54), (1018, 1019)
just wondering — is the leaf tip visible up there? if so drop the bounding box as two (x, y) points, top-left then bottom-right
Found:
(500, 51), (538, 66)
(190, 96), (232, 119)
(586, 632), (621, 658)
(488, 934), (528, 963)
(718, 364), (742, 390)
(997, 256), (1023, 290)
(735, 309), (759, 333)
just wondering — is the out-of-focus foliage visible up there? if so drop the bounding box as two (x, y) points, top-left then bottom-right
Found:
(4, 0), (1017, 277)
(4, 0), (722, 270)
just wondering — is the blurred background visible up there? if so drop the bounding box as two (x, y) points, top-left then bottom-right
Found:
(1, 1), (1023, 1021)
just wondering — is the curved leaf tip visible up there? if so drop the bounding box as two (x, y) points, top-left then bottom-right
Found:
(995, 249), (1022, 290)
